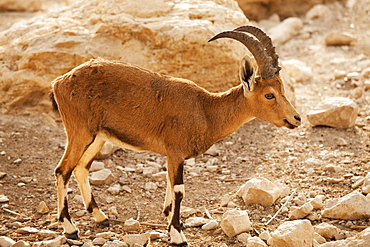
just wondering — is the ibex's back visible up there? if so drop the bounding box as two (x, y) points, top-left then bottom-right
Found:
(51, 25), (301, 246)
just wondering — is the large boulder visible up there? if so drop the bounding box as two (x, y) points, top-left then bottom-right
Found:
(0, 0), (248, 114)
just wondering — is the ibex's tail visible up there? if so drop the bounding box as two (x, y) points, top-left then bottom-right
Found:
(49, 91), (59, 112)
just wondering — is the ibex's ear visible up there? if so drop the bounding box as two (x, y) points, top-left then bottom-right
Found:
(240, 55), (257, 96)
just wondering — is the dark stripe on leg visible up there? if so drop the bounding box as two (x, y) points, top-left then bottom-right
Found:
(87, 194), (98, 213)
(170, 191), (184, 232)
(59, 198), (71, 222)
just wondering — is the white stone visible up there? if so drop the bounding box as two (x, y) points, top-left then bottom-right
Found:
(307, 97), (359, 128)
(152, 171), (167, 181)
(16, 227), (39, 234)
(123, 233), (150, 246)
(37, 201), (50, 214)
(0, 236), (16, 247)
(309, 195), (325, 209)
(268, 17), (303, 45)
(314, 222), (339, 239)
(0, 0), (248, 115)
(268, 220), (314, 247)
(205, 145), (219, 156)
(322, 191), (370, 220)
(12, 240), (31, 247)
(33, 236), (67, 247)
(306, 4), (331, 20)
(289, 202), (313, 220)
(92, 237), (106, 245)
(90, 169), (114, 185)
(201, 219), (218, 230)
(220, 209), (251, 237)
(108, 184), (121, 195)
(95, 142), (119, 160)
(237, 232), (250, 243)
(0, 194), (9, 202)
(90, 161), (105, 172)
(185, 217), (210, 227)
(247, 236), (268, 247)
(282, 59), (313, 83)
(236, 177), (282, 206)
(259, 231), (271, 241)
(325, 32), (356, 46)
(144, 182), (157, 192)
(123, 219), (141, 232)
(142, 167), (158, 176)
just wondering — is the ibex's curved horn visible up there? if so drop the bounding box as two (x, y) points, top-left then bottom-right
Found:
(234, 25), (281, 76)
(209, 30), (277, 80)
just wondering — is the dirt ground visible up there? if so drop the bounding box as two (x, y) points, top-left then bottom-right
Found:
(1, 0), (370, 246)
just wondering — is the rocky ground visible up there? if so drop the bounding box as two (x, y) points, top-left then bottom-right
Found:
(1, 0), (370, 246)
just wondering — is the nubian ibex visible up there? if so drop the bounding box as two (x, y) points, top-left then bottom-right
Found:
(50, 25), (301, 246)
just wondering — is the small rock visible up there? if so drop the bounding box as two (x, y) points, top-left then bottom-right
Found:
(236, 177), (282, 206)
(0, 194), (9, 202)
(123, 233), (150, 246)
(220, 209), (251, 237)
(322, 191), (370, 220)
(152, 171), (167, 181)
(37, 201), (50, 214)
(33, 236), (67, 247)
(361, 172), (370, 194)
(90, 161), (105, 171)
(20, 177), (33, 183)
(259, 231), (271, 241)
(96, 231), (115, 239)
(0, 172), (6, 178)
(268, 220), (314, 247)
(0, 236), (16, 247)
(289, 202), (314, 220)
(185, 217), (210, 227)
(142, 167), (158, 176)
(90, 169), (114, 185)
(144, 182), (157, 192)
(247, 236), (268, 247)
(67, 238), (84, 245)
(325, 32), (356, 46)
(92, 237), (106, 245)
(201, 219), (218, 230)
(282, 59), (313, 83)
(314, 222), (339, 239)
(16, 227), (39, 234)
(306, 97), (358, 128)
(309, 195), (325, 209)
(95, 142), (119, 160)
(268, 17), (303, 45)
(337, 138), (348, 146)
(108, 184), (121, 195)
(236, 232), (250, 243)
(313, 232), (327, 244)
(306, 4), (331, 20)
(12, 240), (31, 247)
(123, 218), (141, 232)
(122, 185), (132, 193)
(205, 144), (219, 156)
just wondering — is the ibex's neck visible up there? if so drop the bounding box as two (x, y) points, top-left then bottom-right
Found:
(204, 84), (255, 143)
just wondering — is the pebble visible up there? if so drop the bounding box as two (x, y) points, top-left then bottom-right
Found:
(144, 182), (158, 192)
(90, 168), (114, 185)
(289, 202), (314, 220)
(152, 171), (167, 181)
(92, 237), (106, 245)
(314, 222), (339, 239)
(0, 194), (9, 202)
(123, 233), (150, 246)
(90, 161), (105, 171)
(185, 217), (210, 227)
(123, 218), (141, 232)
(37, 201), (50, 214)
(0, 172), (6, 178)
(325, 32), (356, 46)
(201, 219), (218, 230)
(108, 184), (121, 195)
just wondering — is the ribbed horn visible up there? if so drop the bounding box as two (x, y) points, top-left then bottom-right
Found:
(234, 25), (281, 76)
(208, 31), (277, 80)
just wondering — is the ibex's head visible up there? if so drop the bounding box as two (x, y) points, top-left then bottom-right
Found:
(209, 25), (301, 129)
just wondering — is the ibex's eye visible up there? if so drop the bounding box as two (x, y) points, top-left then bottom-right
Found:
(265, 93), (275, 100)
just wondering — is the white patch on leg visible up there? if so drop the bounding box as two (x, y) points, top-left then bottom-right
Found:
(169, 226), (187, 245)
(174, 184), (185, 195)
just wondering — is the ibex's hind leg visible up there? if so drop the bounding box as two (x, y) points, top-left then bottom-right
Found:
(73, 137), (109, 227)
(55, 135), (95, 239)
(163, 156), (187, 246)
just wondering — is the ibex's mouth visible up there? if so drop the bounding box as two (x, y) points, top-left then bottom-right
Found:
(284, 119), (298, 129)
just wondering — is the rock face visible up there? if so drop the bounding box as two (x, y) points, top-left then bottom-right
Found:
(306, 97), (359, 128)
(321, 191), (370, 220)
(236, 0), (337, 20)
(268, 220), (314, 247)
(0, 0), (42, 11)
(0, 0), (248, 114)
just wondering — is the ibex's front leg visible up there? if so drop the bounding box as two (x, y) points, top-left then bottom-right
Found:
(163, 156), (187, 246)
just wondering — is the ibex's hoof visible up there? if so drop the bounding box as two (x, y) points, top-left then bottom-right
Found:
(98, 219), (110, 228)
(65, 231), (79, 240)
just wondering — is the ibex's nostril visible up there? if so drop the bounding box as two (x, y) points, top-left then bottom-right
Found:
(294, 116), (301, 122)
